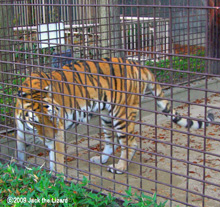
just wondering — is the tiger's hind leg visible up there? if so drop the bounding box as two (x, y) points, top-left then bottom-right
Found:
(90, 114), (118, 164)
(107, 105), (138, 174)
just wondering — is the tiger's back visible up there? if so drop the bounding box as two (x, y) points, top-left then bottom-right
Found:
(48, 57), (151, 108)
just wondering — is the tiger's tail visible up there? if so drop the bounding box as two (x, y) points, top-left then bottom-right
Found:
(146, 70), (214, 129)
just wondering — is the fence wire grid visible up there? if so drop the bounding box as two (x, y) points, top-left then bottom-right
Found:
(0, 0), (220, 206)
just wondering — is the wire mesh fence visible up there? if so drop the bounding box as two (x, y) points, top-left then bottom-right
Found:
(0, 0), (220, 206)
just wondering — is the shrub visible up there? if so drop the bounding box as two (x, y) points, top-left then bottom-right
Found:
(145, 52), (205, 83)
(0, 162), (167, 207)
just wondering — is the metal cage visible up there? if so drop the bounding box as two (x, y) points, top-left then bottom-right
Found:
(0, 0), (220, 206)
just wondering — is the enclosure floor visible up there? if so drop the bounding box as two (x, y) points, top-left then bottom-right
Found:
(25, 92), (220, 207)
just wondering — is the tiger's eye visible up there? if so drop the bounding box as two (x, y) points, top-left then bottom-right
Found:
(18, 90), (27, 97)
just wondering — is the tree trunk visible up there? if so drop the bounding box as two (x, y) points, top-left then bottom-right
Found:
(99, 0), (109, 57)
(110, 0), (122, 57)
(99, 0), (122, 58)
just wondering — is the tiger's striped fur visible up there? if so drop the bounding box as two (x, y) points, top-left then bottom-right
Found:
(15, 57), (214, 174)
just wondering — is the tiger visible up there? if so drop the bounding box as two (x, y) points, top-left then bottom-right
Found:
(15, 57), (214, 174)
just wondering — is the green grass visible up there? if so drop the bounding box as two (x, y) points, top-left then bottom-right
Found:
(0, 162), (167, 207)
(0, 76), (25, 123)
(145, 52), (205, 83)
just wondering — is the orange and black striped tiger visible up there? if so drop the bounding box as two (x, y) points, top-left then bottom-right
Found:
(15, 58), (214, 174)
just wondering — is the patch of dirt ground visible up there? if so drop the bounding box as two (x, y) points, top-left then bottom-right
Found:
(27, 92), (220, 207)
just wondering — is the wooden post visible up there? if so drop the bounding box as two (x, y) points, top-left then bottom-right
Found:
(208, 0), (220, 74)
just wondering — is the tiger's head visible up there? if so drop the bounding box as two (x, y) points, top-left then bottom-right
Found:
(17, 73), (50, 99)
(16, 73), (60, 140)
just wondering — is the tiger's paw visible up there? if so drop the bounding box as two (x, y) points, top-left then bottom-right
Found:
(90, 156), (108, 164)
(107, 164), (126, 174)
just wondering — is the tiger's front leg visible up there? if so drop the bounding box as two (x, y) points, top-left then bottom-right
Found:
(17, 130), (65, 175)
(17, 134), (26, 165)
(46, 127), (65, 175)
